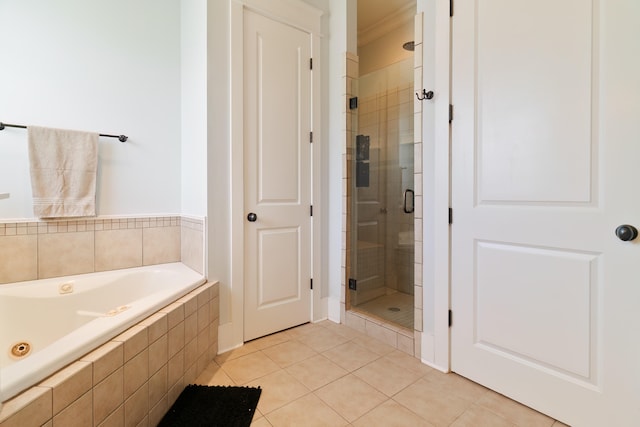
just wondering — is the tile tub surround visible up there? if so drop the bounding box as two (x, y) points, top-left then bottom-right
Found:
(0, 281), (220, 427)
(0, 215), (205, 285)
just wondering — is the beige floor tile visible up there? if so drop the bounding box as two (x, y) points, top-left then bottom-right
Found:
(285, 354), (349, 391)
(476, 392), (555, 427)
(246, 370), (310, 414)
(393, 378), (474, 426)
(295, 327), (349, 352)
(353, 357), (423, 396)
(250, 331), (293, 351)
(214, 341), (259, 364)
(315, 374), (387, 422)
(551, 421), (571, 427)
(265, 393), (348, 427)
(194, 361), (235, 386)
(284, 322), (325, 339)
(322, 341), (380, 372)
(262, 340), (318, 368)
(352, 334), (397, 356)
(352, 399), (435, 427)
(384, 349), (435, 376)
(450, 404), (516, 427)
(423, 371), (489, 403)
(321, 321), (368, 340)
(220, 352), (280, 384)
(192, 321), (562, 427)
(251, 415), (273, 426)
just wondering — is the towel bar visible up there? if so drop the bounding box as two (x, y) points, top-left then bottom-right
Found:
(0, 122), (128, 142)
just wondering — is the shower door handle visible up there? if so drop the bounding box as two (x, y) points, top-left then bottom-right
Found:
(403, 189), (414, 214)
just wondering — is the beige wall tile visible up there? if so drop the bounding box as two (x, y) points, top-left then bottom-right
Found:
(168, 322), (185, 359)
(210, 296), (220, 322)
(167, 382), (183, 410)
(184, 336), (199, 371)
(81, 341), (123, 384)
(0, 386), (51, 427)
(38, 231), (94, 279)
(95, 228), (142, 272)
(141, 312), (167, 343)
(40, 361), (92, 415)
(365, 321), (398, 348)
(93, 367), (124, 425)
(160, 302), (184, 329)
(179, 292), (198, 317)
(167, 350), (185, 389)
(197, 329), (209, 359)
(124, 382), (149, 427)
(181, 225), (203, 274)
(195, 284), (211, 308)
(142, 226), (180, 266)
(184, 312), (198, 344)
(113, 324), (148, 362)
(124, 349), (149, 399)
(196, 352), (210, 375)
(197, 303), (210, 334)
(0, 235), (37, 284)
(183, 361), (198, 386)
(148, 365), (167, 409)
(397, 333), (414, 356)
(97, 404), (124, 427)
(148, 394), (168, 427)
(149, 335), (168, 375)
(52, 390), (92, 427)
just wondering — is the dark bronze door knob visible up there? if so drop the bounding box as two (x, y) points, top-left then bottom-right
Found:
(615, 224), (638, 241)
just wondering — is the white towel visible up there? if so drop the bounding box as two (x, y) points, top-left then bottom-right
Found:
(28, 126), (99, 218)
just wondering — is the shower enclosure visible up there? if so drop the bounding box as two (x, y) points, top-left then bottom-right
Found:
(348, 57), (415, 330)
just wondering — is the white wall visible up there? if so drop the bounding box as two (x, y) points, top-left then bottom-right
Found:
(0, 0), (182, 218)
(181, 0), (208, 216)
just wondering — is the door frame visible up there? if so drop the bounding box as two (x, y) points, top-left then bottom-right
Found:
(416, 0), (451, 372)
(223, 0), (324, 351)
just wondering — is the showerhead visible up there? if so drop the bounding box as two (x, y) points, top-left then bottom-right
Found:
(402, 41), (415, 51)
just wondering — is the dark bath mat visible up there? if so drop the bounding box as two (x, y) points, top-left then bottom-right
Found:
(158, 384), (262, 427)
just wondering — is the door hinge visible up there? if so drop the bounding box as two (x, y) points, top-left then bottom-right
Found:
(448, 208), (453, 224)
(310, 58), (313, 70)
(310, 131), (313, 143)
(310, 278), (313, 290)
(348, 278), (357, 290)
(349, 97), (358, 110)
(310, 205), (313, 216)
(450, 0), (454, 17)
(448, 310), (453, 327)
(449, 104), (454, 123)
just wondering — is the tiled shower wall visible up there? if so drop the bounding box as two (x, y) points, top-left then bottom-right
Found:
(0, 215), (205, 285)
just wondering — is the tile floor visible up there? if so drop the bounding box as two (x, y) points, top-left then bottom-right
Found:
(194, 320), (567, 427)
(353, 292), (415, 329)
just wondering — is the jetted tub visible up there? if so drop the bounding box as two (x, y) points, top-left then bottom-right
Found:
(0, 262), (205, 403)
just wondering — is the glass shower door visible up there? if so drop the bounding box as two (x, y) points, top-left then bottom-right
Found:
(349, 60), (415, 329)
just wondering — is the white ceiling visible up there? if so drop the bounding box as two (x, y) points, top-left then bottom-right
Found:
(357, 0), (416, 32)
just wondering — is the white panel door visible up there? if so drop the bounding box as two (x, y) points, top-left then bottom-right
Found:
(243, 8), (312, 342)
(451, 1), (640, 425)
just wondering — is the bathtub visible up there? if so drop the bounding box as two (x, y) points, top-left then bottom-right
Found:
(0, 262), (206, 404)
